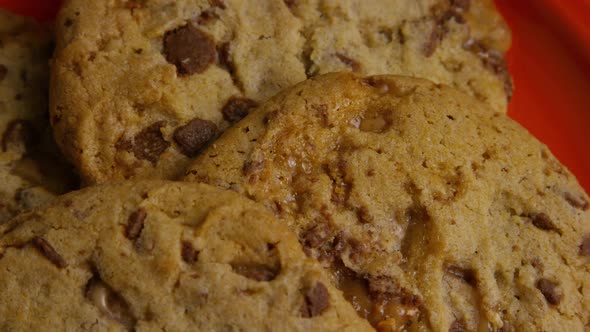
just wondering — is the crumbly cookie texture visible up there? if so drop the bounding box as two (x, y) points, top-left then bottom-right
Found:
(0, 9), (77, 223)
(51, 0), (511, 184)
(184, 73), (590, 331)
(0, 181), (372, 331)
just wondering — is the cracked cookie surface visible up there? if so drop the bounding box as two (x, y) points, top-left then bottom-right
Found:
(51, 0), (511, 184)
(0, 9), (77, 223)
(0, 180), (372, 331)
(184, 73), (590, 331)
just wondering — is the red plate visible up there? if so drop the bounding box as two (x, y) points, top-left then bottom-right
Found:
(1, 0), (589, 192)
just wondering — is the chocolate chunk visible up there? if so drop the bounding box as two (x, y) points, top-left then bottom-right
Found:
(424, 1), (469, 57)
(301, 282), (330, 317)
(243, 160), (265, 176)
(32, 237), (67, 268)
(530, 213), (560, 233)
(463, 39), (513, 99)
(125, 208), (146, 240)
(222, 97), (258, 123)
(563, 192), (589, 211)
(336, 53), (361, 72)
(126, 121), (170, 164)
(232, 263), (279, 281)
(579, 235), (590, 257)
(0, 64), (7, 81)
(181, 241), (199, 264)
(449, 319), (467, 332)
(536, 278), (562, 305)
(1, 120), (37, 153)
(164, 24), (216, 75)
(86, 276), (136, 329)
(173, 118), (217, 157)
(283, 0), (297, 8)
(447, 266), (476, 286)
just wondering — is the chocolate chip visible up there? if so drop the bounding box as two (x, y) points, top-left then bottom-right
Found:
(301, 282), (330, 317)
(463, 39), (513, 99)
(447, 266), (476, 286)
(125, 209), (146, 240)
(173, 118), (217, 157)
(32, 237), (67, 268)
(579, 235), (590, 257)
(336, 53), (361, 72)
(530, 213), (560, 234)
(222, 97), (258, 123)
(424, 20), (446, 56)
(1, 120), (37, 153)
(536, 278), (562, 305)
(449, 319), (467, 332)
(164, 24), (216, 75)
(0, 64), (7, 81)
(126, 121), (170, 164)
(181, 241), (199, 264)
(231, 263), (279, 281)
(563, 192), (589, 211)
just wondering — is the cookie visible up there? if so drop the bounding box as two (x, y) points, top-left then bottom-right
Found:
(0, 9), (77, 223)
(51, 0), (511, 184)
(0, 180), (372, 331)
(183, 73), (590, 331)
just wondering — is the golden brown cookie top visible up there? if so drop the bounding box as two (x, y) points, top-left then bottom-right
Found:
(184, 73), (590, 331)
(51, 0), (511, 184)
(0, 180), (372, 331)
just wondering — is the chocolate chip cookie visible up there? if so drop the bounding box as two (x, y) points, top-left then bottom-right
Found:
(51, 0), (511, 184)
(0, 9), (77, 223)
(0, 180), (372, 331)
(183, 73), (590, 331)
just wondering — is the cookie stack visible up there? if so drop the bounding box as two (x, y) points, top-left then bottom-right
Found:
(0, 1), (588, 331)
